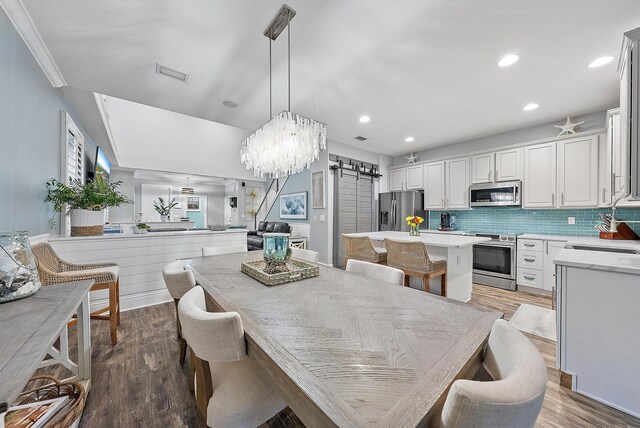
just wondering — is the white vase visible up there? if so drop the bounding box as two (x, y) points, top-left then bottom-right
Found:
(160, 215), (169, 222)
(70, 209), (104, 236)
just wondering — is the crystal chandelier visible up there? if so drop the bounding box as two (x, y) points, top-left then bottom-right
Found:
(240, 4), (327, 178)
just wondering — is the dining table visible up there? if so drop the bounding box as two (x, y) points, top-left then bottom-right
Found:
(185, 253), (503, 428)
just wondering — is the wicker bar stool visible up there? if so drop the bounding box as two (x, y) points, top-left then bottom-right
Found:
(32, 243), (121, 345)
(342, 234), (387, 267)
(384, 238), (447, 296)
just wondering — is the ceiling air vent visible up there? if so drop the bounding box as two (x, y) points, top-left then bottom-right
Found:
(354, 136), (368, 141)
(155, 63), (188, 82)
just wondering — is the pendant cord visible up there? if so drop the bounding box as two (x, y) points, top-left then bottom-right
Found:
(269, 33), (272, 118)
(287, 10), (291, 112)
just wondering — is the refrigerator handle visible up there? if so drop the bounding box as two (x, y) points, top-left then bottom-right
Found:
(391, 198), (396, 231)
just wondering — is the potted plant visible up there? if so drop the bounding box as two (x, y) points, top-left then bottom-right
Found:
(153, 197), (178, 222)
(133, 222), (151, 234)
(45, 175), (131, 236)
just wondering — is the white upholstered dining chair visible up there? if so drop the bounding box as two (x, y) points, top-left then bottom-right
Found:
(439, 319), (547, 428)
(291, 247), (320, 263)
(178, 286), (286, 427)
(202, 245), (248, 256)
(162, 260), (197, 364)
(345, 259), (405, 286)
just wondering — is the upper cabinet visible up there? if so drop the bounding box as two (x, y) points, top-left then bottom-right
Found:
(557, 135), (599, 208)
(424, 161), (446, 209)
(524, 143), (557, 208)
(406, 164), (424, 190)
(620, 28), (640, 199)
(495, 148), (523, 182)
(446, 157), (470, 209)
(470, 148), (522, 184)
(389, 168), (406, 191)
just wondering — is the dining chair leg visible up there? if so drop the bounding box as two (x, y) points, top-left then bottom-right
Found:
(115, 278), (121, 326)
(422, 276), (430, 293)
(188, 349), (195, 393)
(192, 349), (213, 426)
(179, 338), (187, 365)
(404, 274), (411, 287)
(109, 282), (118, 345)
(441, 272), (447, 297)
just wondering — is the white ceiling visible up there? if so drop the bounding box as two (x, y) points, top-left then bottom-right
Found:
(22, 0), (640, 156)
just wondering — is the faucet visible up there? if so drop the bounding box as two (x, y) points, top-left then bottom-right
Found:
(610, 195), (640, 232)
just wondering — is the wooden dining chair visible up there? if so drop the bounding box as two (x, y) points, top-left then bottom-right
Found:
(162, 260), (197, 365)
(291, 247), (320, 263)
(32, 242), (121, 345)
(384, 238), (447, 296)
(345, 259), (405, 286)
(342, 234), (387, 267)
(178, 286), (286, 427)
(440, 319), (547, 428)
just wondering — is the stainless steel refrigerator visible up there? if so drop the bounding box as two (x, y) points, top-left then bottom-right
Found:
(379, 191), (428, 232)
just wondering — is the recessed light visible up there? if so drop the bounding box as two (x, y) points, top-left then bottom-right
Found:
(222, 100), (239, 108)
(588, 56), (614, 68)
(405, 137), (415, 143)
(498, 54), (519, 67)
(359, 115), (370, 123)
(523, 103), (539, 111)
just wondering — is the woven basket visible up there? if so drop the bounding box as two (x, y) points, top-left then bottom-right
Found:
(70, 225), (103, 237)
(15, 375), (85, 428)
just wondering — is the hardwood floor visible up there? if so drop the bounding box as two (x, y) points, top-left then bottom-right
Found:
(39, 285), (640, 427)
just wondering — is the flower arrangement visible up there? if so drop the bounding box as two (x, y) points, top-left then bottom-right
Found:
(405, 215), (424, 236)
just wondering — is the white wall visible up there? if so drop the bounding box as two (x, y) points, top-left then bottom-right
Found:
(103, 95), (260, 181)
(108, 169), (135, 223)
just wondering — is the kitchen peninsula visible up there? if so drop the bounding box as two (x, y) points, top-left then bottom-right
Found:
(346, 231), (491, 302)
(48, 229), (247, 312)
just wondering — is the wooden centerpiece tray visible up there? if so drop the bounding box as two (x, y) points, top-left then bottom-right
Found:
(241, 258), (319, 286)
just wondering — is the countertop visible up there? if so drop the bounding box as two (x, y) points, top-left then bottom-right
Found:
(519, 234), (640, 275)
(49, 228), (248, 242)
(346, 231), (490, 248)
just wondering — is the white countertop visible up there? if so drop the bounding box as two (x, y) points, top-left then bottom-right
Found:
(522, 234), (640, 275)
(346, 231), (490, 248)
(423, 229), (468, 236)
(49, 228), (248, 242)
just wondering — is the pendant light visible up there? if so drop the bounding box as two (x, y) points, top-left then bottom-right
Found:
(181, 177), (194, 195)
(240, 4), (327, 178)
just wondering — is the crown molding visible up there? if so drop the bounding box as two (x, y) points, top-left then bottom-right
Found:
(0, 0), (66, 87)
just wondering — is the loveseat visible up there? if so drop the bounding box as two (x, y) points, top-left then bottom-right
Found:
(247, 221), (291, 250)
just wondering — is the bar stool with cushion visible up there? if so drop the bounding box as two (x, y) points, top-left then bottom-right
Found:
(345, 259), (405, 286)
(440, 319), (547, 428)
(342, 234), (387, 267)
(162, 260), (197, 364)
(384, 238), (447, 296)
(291, 247), (319, 263)
(32, 242), (121, 345)
(178, 286), (286, 427)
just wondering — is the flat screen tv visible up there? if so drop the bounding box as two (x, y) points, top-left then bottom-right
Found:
(94, 146), (111, 182)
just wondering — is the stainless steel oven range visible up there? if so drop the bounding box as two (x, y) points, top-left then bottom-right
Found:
(466, 233), (518, 290)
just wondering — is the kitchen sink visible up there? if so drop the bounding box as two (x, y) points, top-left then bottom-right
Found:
(564, 244), (640, 254)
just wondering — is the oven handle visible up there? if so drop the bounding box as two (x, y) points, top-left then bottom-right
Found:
(474, 242), (516, 248)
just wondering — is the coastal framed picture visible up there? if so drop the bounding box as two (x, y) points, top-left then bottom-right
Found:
(312, 170), (325, 209)
(280, 192), (307, 220)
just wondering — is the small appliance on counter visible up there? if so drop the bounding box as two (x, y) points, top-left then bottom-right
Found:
(439, 212), (456, 231)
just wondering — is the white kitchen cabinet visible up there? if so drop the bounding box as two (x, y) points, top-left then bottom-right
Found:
(599, 119), (614, 207)
(524, 143), (557, 208)
(557, 135), (599, 207)
(495, 147), (523, 182)
(405, 164), (424, 190)
(445, 157), (470, 209)
(543, 240), (565, 292)
(609, 108), (629, 200)
(424, 161), (445, 209)
(470, 153), (494, 184)
(389, 168), (406, 191)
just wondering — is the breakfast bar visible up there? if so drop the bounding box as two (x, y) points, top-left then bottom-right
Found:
(346, 231), (491, 302)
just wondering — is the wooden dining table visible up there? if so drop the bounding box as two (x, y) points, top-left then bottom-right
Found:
(186, 253), (502, 428)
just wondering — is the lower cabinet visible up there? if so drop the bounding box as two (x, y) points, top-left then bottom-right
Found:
(516, 238), (567, 294)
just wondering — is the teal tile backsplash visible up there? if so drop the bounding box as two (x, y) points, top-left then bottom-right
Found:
(429, 207), (640, 236)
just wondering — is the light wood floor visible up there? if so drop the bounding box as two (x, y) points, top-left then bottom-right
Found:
(40, 285), (640, 427)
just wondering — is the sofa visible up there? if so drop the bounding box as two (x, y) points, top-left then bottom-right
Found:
(247, 221), (291, 251)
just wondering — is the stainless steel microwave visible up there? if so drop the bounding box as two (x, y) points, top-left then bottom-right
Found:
(469, 181), (521, 207)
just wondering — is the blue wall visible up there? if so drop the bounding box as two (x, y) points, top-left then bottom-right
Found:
(0, 9), (96, 235)
(429, 207), (640, 236)
(266, 169), (311, 223)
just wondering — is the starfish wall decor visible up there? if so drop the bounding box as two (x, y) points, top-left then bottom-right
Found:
(405, 152), (419, 164)
(554, 116), (584, 136)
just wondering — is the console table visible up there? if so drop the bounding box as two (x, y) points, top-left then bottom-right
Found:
(0, 280), (93, 416)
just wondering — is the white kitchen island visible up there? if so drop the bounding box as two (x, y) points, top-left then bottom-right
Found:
(346, 231), (490, 302)
(48, 229), (248, 312)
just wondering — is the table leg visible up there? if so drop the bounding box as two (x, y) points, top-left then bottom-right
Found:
(76, 292), (92, 391)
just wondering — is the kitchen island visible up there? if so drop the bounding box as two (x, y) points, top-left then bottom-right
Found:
(346, 231), (491, 302)
(48, 229), (247, 312)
